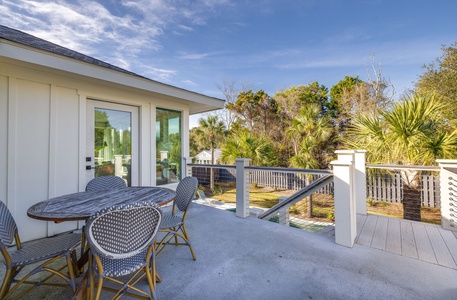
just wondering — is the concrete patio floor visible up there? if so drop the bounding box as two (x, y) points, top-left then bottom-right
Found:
(153, 203), (456, 300)
(3, 203), (457, 299)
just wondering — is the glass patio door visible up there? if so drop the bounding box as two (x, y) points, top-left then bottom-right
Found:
(86, 100), (138, 186)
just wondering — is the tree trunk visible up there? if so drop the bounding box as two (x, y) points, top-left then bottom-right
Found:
(402, 183), (422, 221)
(305, 175), (313, 218)
(307, 194), (313, 218)
(401, 170), (421, 221)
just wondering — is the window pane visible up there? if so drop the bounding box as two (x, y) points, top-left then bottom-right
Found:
(156, 108), (181, 185)
(94, 108), (132, 186)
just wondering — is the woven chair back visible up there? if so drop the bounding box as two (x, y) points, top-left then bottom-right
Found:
(0, 201), (18, 248)
(85, 176), (126, 192)
(175, 176), (198, 212)
(85, 202), (162, 259)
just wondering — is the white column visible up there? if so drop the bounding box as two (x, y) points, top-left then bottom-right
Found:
(335, 150), (367, 215)
(354, 150), (367, 215)
(331, 159), (356, 247)
(236, 158), (251, 218)
(436, 159), (457, 231)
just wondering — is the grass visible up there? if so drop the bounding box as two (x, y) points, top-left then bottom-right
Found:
(202, 181), (441, 225)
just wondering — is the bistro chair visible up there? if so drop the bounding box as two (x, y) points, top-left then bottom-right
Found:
(85, 202), (162, 300)
(85, 175), (126, 192)
(156, 176), (198, 260)
(0, 201), (81, 299)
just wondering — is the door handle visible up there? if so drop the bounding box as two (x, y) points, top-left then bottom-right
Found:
(86, 166), (96, 170)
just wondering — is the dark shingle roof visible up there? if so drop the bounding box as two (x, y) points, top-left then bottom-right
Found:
(0, 24), (148, 79)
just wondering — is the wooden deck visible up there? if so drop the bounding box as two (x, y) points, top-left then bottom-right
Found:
(356, 214), (457, 269)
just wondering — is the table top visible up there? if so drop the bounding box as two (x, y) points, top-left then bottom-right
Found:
(27, 186), (176, 222)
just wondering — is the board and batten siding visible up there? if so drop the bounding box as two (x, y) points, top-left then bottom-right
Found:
(2, 76), (80, 241)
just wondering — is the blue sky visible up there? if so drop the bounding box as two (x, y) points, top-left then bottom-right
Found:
(2, 0), (457, 126)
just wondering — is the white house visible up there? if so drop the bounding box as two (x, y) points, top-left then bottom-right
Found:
(194, 149), (222, 164)
(0, 25), (224, 241)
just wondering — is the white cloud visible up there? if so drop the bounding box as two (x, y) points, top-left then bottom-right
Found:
(142, 66), (177, 82)
(177, 52), (213, 60)
(182, 79), (198, 86)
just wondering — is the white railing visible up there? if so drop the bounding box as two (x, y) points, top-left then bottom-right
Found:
(185, 155), (457, 248)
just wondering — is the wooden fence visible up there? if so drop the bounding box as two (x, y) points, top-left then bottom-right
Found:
(366, 172), (440, 208)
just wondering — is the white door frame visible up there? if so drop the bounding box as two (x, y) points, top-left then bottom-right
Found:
(86, 100), (139, 186)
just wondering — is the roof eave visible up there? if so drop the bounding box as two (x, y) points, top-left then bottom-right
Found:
(0, 39), (225, 114)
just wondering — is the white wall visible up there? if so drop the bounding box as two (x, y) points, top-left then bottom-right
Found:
(0, 76), (7, 209)
(0, 60), (191, 241)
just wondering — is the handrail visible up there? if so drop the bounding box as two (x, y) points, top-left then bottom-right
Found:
(366, 164), (439, 171)
(246, 166), (332, 175)
(186, 163), (236, 169)
(187, 163), (332, 175)
(258, 174), (334, 220)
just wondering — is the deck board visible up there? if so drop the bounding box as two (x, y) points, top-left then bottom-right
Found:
(355, 214), (457, 270)
(426, 226), (457, 268)
(371, 216), (388, 250)
(385, 218), (402, 255)
(412, 222), (436, 264)
(439, 228), (457, 265)
(356, 214), (367, 238)
(357, 215), (377, 246)
(400, 221), (418, 259)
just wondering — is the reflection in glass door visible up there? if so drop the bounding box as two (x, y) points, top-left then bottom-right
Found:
(87, 101), (138, 187)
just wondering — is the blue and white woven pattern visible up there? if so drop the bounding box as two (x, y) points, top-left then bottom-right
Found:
(85, 202), (162, 260)
(85, 176), (126, 192)
(174, 176), (198, 212)
(0, 200), (18, 248)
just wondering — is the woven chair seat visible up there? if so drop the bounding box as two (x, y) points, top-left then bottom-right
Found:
(98, 248), (150, 277)
(160, 213), (184, 229)
(7, 233), (81, 267)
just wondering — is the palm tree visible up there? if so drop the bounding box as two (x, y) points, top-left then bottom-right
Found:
(194, 115), (226, 190)
(345, 92), (457, 221)
(220, 130), (275, 166)
(287, 104), (334, 217)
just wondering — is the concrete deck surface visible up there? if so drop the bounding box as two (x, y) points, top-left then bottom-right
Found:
(2, 203), (457, 299)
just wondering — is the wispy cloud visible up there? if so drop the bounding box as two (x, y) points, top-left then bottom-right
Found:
(176, 51), (223, 60)
(142, 66), (177, 82)
(182, 79), (198, 86)
(0, 0), (232, 75)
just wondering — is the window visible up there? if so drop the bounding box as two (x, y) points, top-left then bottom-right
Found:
(156, 108), (181, 185)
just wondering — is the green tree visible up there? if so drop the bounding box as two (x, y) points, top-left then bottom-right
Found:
(226, 89), (278, 136)
(287, 104), (335, 217)
(220, 130), (276, 166)
(274, 82), (336, 119)
(416, 41), (457, 123)
(194, 115), (227, 189)
(344, 92), (457, 221)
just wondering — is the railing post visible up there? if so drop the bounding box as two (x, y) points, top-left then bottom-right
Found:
(235, 158), (251, 218)
(278, 196), (290, 226)
(183, 157), (193, 177)
(354, 150), (367, 215)
(335, 150), (367, 215)
(436, 159), (457, 231)
(331, 158), (356, 247)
